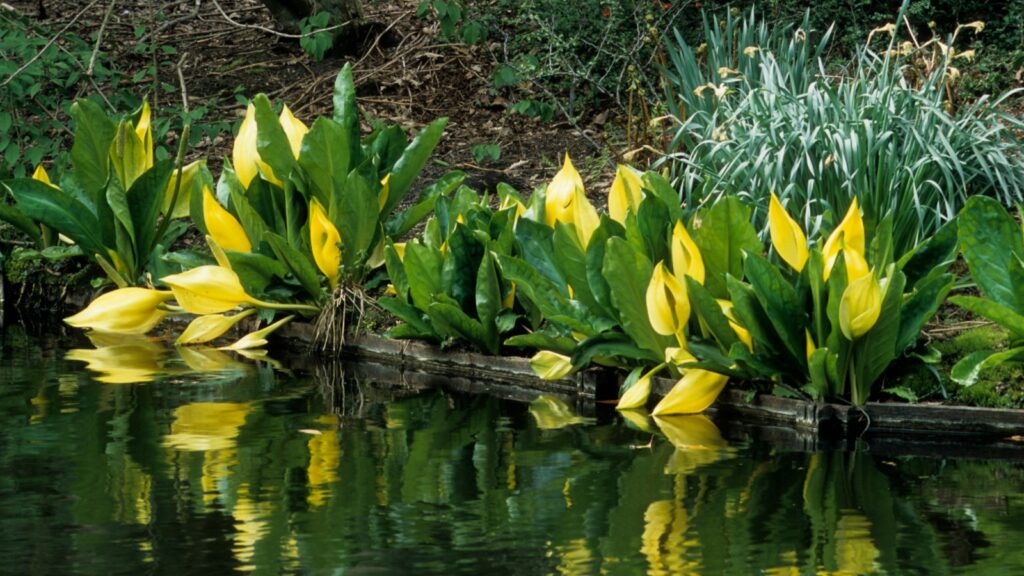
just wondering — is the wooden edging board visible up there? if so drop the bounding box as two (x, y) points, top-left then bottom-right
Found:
(273, 326), (1024, 444)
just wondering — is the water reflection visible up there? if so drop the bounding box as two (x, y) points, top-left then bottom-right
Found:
(0, 327), (1023, 574)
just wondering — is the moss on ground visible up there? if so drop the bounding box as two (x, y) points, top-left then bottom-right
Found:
(896, 325), (1024, 408)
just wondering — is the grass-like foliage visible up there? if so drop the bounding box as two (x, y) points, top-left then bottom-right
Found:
(660, 8), (1024, 256)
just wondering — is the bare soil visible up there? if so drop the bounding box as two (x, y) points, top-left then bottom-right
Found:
(8, 0), (615, 199)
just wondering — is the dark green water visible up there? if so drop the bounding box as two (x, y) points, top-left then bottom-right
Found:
(1, 327), (1023, 575)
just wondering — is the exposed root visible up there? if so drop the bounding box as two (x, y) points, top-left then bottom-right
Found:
(312, 283), (369, 353)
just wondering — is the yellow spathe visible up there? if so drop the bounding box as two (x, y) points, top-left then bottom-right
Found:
(608, 164), (643, 224)
(647, 261), (690, 338)
(64, 288), (173, 334)
(768, 193), (808, 272)
(310, 199), (341, 289)
(652, 369), (729, 415)
(203, 186), (251, 252)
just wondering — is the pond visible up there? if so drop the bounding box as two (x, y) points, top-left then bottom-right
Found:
(1, 326), (1023, 575)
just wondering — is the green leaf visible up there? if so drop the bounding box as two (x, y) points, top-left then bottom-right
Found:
(127, 160), (174, 259)
(404, 241), (445, 311)
(505, 332), (576, 355)
(585, 217), (624, 320)
(0, 195), (43, 246)
(687, 277), (739, 351)
(253, 94), (296, 184)
(949, 295), (1024, 338)
(427, 300), (495, 354)
(8, 178), (105, 258)
(225, 249), (288, 294)
(264, 231), (322, 298)
(69, 99), (115, 201)
(553, 221), (604, 316)
(898, 219), (957, 288)
(383, 242), (409, 301)
(641, 172), (684, 224)
(336, 173), (379, 270)
(378, 296), (436, 338)
(951, 346), (1024, 387)
(298, 117), (348, 207)
(897, 272), (953, 353)
(475, 251), (501, 350)
(386, 171), (464, 237)
(496, 254), (598, 336)
(726, 275), (790, 373)
(516, 217), (569, 295)
(693, 196), (762, 298)
(381, 118), (448, 216)
(332, 64), (363, 167)
(807, 348), (830, 400)
(106, 179), (134, 246)
(602, 237), (673, 358)
(570, 331), (659, 369)
(958, 196), (1024, 310)
(228, 185), (270, 247)
(632, 195), (670, 264)
(744, 252), (807, 368)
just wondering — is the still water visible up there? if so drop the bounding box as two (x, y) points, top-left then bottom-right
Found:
(1, 326), (1023, 575)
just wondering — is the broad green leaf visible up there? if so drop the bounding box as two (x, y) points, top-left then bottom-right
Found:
(298, 117), (348, 207)
(445, 225), (484, 311)
(806, 348), (830, 400)
(516, 217), (569, 295)
(726, 275), (790, 373)
(634, 195), (671, 264)
(687, 277), (739, 351)
(69, 99), (115, 201)
(332, 64), (363, 166)
(949, 295), (1024, 338)
(127, 160), (174, 258)
(505, 331), (576, 355)
(8, 178), (105, 258)
(253, 94), (297, 184)
(386, 171), (465, 237)
(225, 249), (288, 294)
(602, 237), (673, 358)
(693, 196), (762, 298)
(475, 251), (501, 350)
(264, 231), (322, 298)
(381, 118), (448, 216)
(0, 198), (42, 246)
(640, 172), (684, 224)
(951, 346), (1024, 387)
(958, 196), (1024, 310)
(378, 296), (436, 338)
(744, 252), (806, 368)
(337, 174), (379, 269)
(228, 185), (269, 247)
(898, 219), (957, 288)
(404, 241), (444, 311)
(383, 242), (409, 302)
(585, 217), (625, 320)
(897, 272), (953, 352)
(106, 179), (134, 247)
(427, 300), (495, 354)
(570, 332), (659, 369)
(497, 254), (597, 336)
(553, 221), (603, 315)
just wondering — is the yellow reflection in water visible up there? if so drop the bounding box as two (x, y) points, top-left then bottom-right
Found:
(825, 511), (880, 575)
(307, 415), (340, 509)
(233, 485), (272, 571)
(165, 402), (251, 506)
(551, 537), (594, 576)
(529, 395), (593, 429)
(66, 334), (169, 384)
(641, 492), (701, 575)
(654, 414), (733, 476)
(165, 402), (251, 452)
